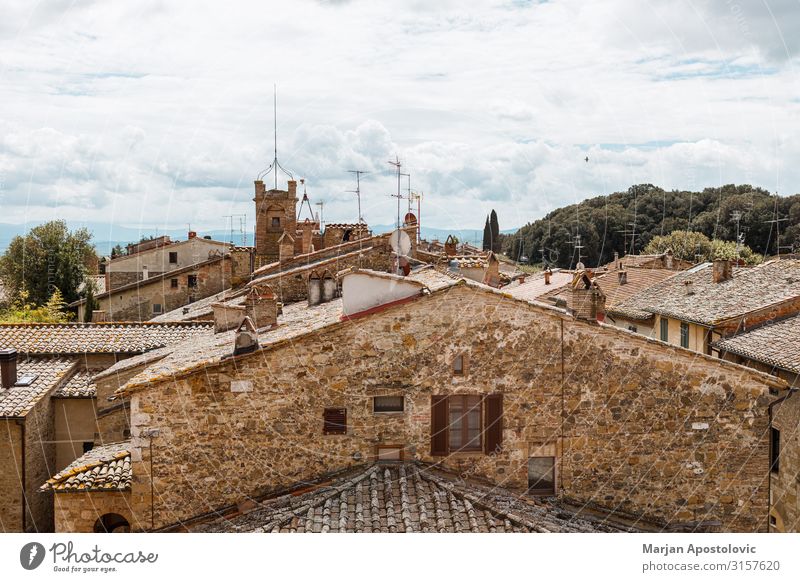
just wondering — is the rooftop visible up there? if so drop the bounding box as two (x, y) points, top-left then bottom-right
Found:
(53, 368), (100, 398)
(191, 463), (638, 533)
(504, 270), (574, 303)
(609, 259), (800, 325)
(543, 267), (676, 310)
(0, 357), (76, 417)
(0, 321), (213, 355)
(41, 441), (131, 492)
(150, 288), (248, 322)
(713, 314), (800, 377)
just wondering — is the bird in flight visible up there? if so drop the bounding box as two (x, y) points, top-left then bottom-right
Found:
(584, 156), (589, 163)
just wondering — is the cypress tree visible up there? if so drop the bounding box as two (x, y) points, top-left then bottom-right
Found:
(489, 209), (500, 253)
(482, 215), (491, 251)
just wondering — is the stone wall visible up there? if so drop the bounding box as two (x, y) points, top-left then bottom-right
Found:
(53, 491), (136, 533)
(770, 392), (800, 532)
(54, 398), (98, 471)
(86, 257), (232, 322)
(0, 420), (23, 531)
(24, 387), (57, 532)
(127, 284), (780, 532)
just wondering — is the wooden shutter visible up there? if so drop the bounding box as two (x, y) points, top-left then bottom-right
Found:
(484, 394), (503, 454)
(431, 396), (449, 456)
(323, 408), (347, 435)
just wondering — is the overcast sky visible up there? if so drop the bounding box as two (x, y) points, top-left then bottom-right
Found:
(0, 0), (798, 235)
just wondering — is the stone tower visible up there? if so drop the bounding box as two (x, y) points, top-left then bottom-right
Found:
(254, 179), (298, 267)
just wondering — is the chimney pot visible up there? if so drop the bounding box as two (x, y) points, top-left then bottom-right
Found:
(287, 180), (298, 196)
(544, 269), (552, 285)
(245, 285), (278, 328)
(684, 280), (695, 296)
(188, 231), (197, 239)
(712, 259), (732, 283)
(0, 349), (18, 389)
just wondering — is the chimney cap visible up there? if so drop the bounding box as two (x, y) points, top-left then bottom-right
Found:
(0, 348), (18, 361)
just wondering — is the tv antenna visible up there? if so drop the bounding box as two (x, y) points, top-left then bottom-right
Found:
(297, 178), (315, 221)
(388, 156), (403, 230)
(347, 170), (368, 224)
(763, 193), (790, 257)
(731, 211), (743, 258)
(223, 214), (247, 246)
(573, 233), (586, 269)
(400, 172), (412, 212)
(257, 84), (293, 189)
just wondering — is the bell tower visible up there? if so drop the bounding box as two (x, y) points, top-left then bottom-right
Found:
(254, 179), (298, 267)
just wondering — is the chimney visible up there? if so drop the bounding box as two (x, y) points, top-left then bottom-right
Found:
(0, 349), (18, 389)
(518, 274), (526, 284)
(321, 271), (337, 302)
(287, 180), (298, 197)
(212, 303), (246, 333)
(684, 279), (695, 296)
(142, 265), (149, 280)
(245, 284), (278, 329)
(254, 179), (266, 196)
(544, 268), (552, 285)
(233, 317), (259, 356)
(91, 310), (107, 323)
(618, 270), (627, 285)
(712, 259), (732, 283)
(188, 231), (197, 239)
(613, 251), (619, 269)
(665, 249), (674, 270)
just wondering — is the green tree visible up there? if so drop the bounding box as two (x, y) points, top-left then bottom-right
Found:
(482, 215), (491, 251)
(82, 277), (100, 322)
(0, 220), (98, 306)
(644, 230), (761, 265)
(489, 209), (501, 253)
(0, 287), (72, 323)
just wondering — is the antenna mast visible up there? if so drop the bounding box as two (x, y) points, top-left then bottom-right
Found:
(257, 84), (293, 188)
(347, 170), (369, 224)
(388, 156), (402, 230)
(315, 201), (325, 228)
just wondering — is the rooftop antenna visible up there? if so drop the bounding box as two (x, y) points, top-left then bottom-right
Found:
(400, 172), (411, 212)
(347, 170), (368, 224)
(763, 192), (790, 258)
(731, 210), (743, 259)
(315, 201), (325, 228)
(297, 178), (315, 221)
(573, 233), (586, 269)
(388, 156), (402, 231)
(410, 190), (422, 240)
(223, 214), (247, 246)
(257, 84), (293, 189)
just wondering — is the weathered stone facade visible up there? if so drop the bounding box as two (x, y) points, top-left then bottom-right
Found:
(0, 420), (23, 531)
(769, 392), (800, 532)
(254, 180), (298, 266)
(53, 491), (135, 533)
(124, 284), (781, 532)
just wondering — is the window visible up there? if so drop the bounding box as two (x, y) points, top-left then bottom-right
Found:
(323, 408), (347, 435)
(660, 317), (669, 342)
(271, 217), (281, 228)
(170, 278), (178, 289)
(770, 515), (778, 527)
(82, 441), (94, 453)
(168, 251), (178, 264)
(152, 303), (163, 314)
(771, 428), (780, 474)
(431, 394), (503, 455)
(187, 275), (198, 288)
(680, 322), (689, 348)
(453, 354), (465, 375)
(528, 457), (556, 495)
(373, 396), (404, 413)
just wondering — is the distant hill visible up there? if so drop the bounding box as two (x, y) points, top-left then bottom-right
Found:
(501, 184), (800, 269)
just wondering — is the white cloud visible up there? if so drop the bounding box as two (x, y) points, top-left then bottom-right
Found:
(0, 0), (797, 235)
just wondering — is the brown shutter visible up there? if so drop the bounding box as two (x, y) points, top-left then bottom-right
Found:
(484, 394), (503, 454)
(323, 408), (347, 435)
(431, 395), (449, 456)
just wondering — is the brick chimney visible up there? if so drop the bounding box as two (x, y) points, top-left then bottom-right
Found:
(544, 268), (552, 285)
(712, 259), (732, 283)
(287, 180), (298, 197)
(188, 231), (197, 239)
(684, 279), (695, 296)
(212, 303), (246, 333)
(245, 284), (278, 329)
(618, 270), (627, 285)
(321, 271), (337, 303)
(613, 251), (619, 269)
(568, 272), (605, 321)
(0, 349), (18, 389)
(233, 317), (259, 356)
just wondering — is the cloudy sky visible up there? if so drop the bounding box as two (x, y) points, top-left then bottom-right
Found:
(0, 0), (798, 236)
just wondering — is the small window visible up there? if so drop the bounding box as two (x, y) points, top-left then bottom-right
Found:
(271, 217), (281, 228)
(453, 354), (465, 375)
(528, 456), (556, 495)
(448, 395), (482, 451)
(770, 515), (777, 527)
(83, 441), (94, 454)
(373, 396), (404, 413)
(170, 278), (178, 289)
(323, 408), (347, 435)
(168, 251), (178, 264)
(187, 275), (198, 288)
(680, 322), (689, 348)
(122, 429), (131, 439)
(152, 303), (163, 314)
(376, 445), (403, 461)
(660, 318), (669, 342)
(771, 428), (780, 474)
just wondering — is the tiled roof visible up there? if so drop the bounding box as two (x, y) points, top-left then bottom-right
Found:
(41, 441), (131, 492)
(324, 223), (369, 230)
(609, 259), (800, 326)
(0, 357), (76, 417)
(192, 463), (637, 533)
(0, 321), (214, 355)
(504, 270), (574, 303)
(150, 289), (248, 322)
(713, 314), (800, 375)
(544, 268), (676, 311)
(53, 368), (101, 398)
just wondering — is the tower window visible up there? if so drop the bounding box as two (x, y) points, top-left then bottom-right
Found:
(272, 217), (281, 228)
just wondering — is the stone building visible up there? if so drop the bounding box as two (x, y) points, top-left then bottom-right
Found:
(51, 267), (785, 533)
(106, 233), (233, 290)
(0, 322), (212, 532)
(608, 259), (800, 355)
(769, 391), (800, 532)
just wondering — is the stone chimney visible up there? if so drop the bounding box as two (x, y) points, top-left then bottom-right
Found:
(254, 179), (266, 196)
(188, 231), (197, 239)
(298, 219), (315, 255)
(0, 349), (17, 389)
(684, 279), (695, 296)
(233, 317), (259, 356)
(613, 251), (619, 269)
(142, 265), (149, 280)
(321, 271), (337, 303)
(544, 268), (552, 285)
(482, 253), (501, 288)
(618, 270), (627, 285)
(245, 284), (278, 329)
(308, 271), (322, 306)
(287, 180), (298, 197)
(212, 303), (246, 333)
(568, 272), (605, 321)
(444, 235), (457, 257)
(91, 310), (107, 323)
(712, 259), (732, 283)
(665, 249), (674, 270)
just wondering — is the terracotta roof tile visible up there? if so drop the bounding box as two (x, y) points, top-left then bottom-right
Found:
(42, 441), (131, 492)
(0, 357), (76, 417)
(0, 321), (213, 355)
(713, 314), (800, 375)
(192, 463), (640, 533)
(53, 368), (102, 398)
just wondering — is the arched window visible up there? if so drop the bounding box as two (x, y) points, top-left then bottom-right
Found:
(93, 513), (130, 533)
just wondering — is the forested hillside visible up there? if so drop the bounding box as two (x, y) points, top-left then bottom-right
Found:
(501, 184), (800, 269)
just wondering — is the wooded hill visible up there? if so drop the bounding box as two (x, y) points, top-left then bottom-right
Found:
(501, 184), (800, 269)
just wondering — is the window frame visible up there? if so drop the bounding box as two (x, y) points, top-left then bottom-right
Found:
(168, 251), (178, 264)
(453, 354), (467, 376)
(187, 274), (198, 288)
(323, 407), (347, 435)
(271, 216), (281, 229)
(680, 321), (689, 348)
(447, 394), (483, 453)
(373, 395), (404, 414)
(771, 427), (780, 474)
(527, 456), (556, 495)
(660, 317), (669, 342)
(152, 303), (163, 315)
(170, 278), (179, 289)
